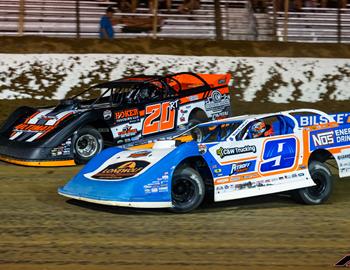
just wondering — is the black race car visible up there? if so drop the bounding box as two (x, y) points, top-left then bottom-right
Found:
(0, 72), (232, 166)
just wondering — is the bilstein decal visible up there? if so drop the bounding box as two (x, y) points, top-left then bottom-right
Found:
(92, 160), (150, 180)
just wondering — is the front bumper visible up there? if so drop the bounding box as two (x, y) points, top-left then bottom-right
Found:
(58, 188), (172, 208)
(0, 135), (75, 167)
(0, 155), (75, 167)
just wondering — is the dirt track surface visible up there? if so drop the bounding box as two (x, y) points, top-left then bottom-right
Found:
(0, 160), (349, 270)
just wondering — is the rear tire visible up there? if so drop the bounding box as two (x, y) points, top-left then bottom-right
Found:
(170, 166), (205, 213)
(293, 161), (333, 205)
(188, 110), (208, 128)
(73, 126), (103, 165)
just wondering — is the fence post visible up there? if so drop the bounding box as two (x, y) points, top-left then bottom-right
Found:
(273, 0), (277, 40)
(152, 0), (158, 39)
(214, 0), (223, 40)
(283, 0), (289, 41)
(75, 0), (80, 38)
(18, 0), (25, 36)
(337, 1), (342, 43)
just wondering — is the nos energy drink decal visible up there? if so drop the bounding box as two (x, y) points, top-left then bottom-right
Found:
(295, 112), (350, 127)
(309, 124), (350, 151)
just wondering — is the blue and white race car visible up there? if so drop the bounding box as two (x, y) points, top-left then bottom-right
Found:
(58, 109), (350, 212)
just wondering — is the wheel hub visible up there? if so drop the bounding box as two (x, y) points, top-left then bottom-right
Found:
(75, 134), (99, 158)
(172, 178), (195, 204)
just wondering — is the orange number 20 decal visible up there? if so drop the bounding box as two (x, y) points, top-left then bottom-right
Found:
(142, 101), (177, 135)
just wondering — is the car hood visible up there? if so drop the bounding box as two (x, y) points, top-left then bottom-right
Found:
(9, 108), (76, 142)
(83, 147), (175, 181)
(58, 141), (202, 203)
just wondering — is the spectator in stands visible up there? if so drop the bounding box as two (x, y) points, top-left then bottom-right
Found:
(178, 0), (200, 14)
(99, 6), (116, 39)
(149, 0), (172, 13)
(304, 0), (317, 8)
(251, 0), (266, 13)
(119, 0), (138, 13)
(320, 0), (347, 8)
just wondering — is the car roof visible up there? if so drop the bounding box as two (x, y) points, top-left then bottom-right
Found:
(93, 72), (209, 89)
(198, 109), (334, 127)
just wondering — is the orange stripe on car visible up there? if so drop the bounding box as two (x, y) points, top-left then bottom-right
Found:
(221, 156), (258, 165)
(24, 111), (40, 124)
(0, 156), (76, 167)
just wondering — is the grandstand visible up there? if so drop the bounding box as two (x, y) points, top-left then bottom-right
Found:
(0, 0), (349, 42)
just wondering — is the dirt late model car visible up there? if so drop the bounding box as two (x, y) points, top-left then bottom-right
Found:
(58, 109), (350, 213)
(0, 72), (231, 167)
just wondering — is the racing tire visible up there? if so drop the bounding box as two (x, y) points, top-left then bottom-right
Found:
(170, 166), (205, 213)
(293, 161), (333, 205)
(73, 126), (104, 165)
(188, 110), (208, 128)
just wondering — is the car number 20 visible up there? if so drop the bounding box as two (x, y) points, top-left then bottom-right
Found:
(142, 101), (177, 136)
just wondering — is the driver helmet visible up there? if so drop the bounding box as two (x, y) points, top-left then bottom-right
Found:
(138, 88), (149, 99)
(251, 121), (266, 138)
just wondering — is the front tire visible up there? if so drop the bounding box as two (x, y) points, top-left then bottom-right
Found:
(293, 161), (333, 205)
(73, 126), (103, 165)
(171, 167), (205, 213)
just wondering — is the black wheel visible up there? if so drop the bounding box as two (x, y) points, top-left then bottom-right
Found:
(188, 110), (208, 128)
(73, 126), (103, 164)
(293, 161), (333, 205)
(171, 167), (205, 213)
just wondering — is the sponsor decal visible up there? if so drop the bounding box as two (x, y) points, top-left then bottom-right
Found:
(92, 160), (150, 180)
(218, 79), (226, 84)
(128, 150), (152, 158)
(143, 172), (169, 193)
(295, 112), (350, 127)
(338, 154), (350, 160)
(311, 131), (334, 146)
(205, 90), (230, 112)
(14, 123), (55, 132)
(189, 95), (199, 101)
(230, 161), (254, 175)
(215, 171), (305, 194)
(115, 108), (139, 123)
(51, 138), (72, 157)
(40, 115), (57, 121)
(117, 125), (138, 138)
(335, 128), (350, 143)
(212, 111), (229, 120)
(260, 138), (296, 173)
(103, 110), (112, 120)
(216, 145), (256, 158)
(310, 126), (350, 150)
(198, 144), (207, 154)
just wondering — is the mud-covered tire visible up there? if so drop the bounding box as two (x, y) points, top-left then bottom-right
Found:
(171, 167), (205, 213)
(73, 126), (103, 165)
(293, 161), (333, 205)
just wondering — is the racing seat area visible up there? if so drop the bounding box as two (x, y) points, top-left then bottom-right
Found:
(277, 115), (295, 134)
